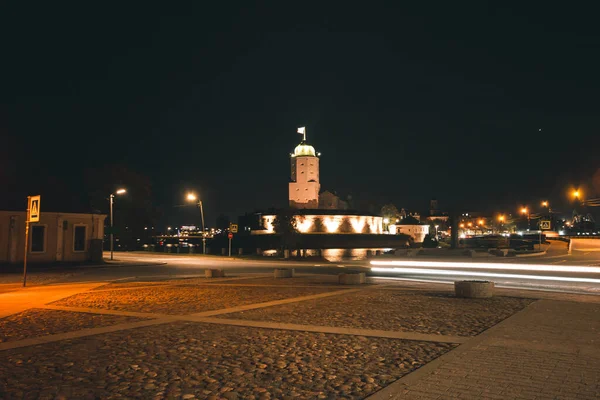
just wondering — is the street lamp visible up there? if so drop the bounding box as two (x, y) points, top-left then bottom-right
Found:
(109, 188), (127, 261)
(186, 192), (206, 254)
(521, 207), (530, 230)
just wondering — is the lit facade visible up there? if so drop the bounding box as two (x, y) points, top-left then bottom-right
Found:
(389, 223), (429, 243)
(257, 213), (383, 234)
(289, 140), (320, 209)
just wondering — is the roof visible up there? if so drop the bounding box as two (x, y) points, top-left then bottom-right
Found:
(292, 140), (317, 157)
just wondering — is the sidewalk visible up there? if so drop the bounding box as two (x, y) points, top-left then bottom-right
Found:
(0, 282), (104, 319)
(370, 296), (600, 399)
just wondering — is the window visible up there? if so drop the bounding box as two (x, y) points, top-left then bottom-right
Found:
(74, 226), (87, 252)
(30, 225), (45, 253)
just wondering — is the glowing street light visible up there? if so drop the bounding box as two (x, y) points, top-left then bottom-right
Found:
(186, 192), (206, 254)
(521, 207), (530, 230)
(109, 188), (127, 261)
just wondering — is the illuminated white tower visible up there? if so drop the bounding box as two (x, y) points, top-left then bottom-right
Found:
(289, 127), (320, 209)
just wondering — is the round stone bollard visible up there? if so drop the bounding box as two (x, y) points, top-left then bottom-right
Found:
(454, 280), (494, 298)
(338, 272), (367, 285)
(205, 269), (226, 278)
(274, 268), (294, 278)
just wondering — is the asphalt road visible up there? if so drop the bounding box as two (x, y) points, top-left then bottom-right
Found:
(84, 245), (600, 296)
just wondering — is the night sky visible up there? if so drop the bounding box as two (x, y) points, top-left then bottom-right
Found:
(2, 3), (600, 226)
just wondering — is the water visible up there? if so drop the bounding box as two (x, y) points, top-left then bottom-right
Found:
(262, 248), (393, 262)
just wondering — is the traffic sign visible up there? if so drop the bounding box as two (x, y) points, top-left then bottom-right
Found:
(230, 224), (238, 233)
(540, 220), (551, 230)
(228, 232), (233, 239)
(29, 195), (41, 222)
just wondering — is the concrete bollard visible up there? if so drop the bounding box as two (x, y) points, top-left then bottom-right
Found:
(274, 268), (294, 278)
(338, 272), (367, 285)
(454, 280), (494, 298)
(284, 249), (290, 259)
(238, 248), (243, 256)
(205, 269), (226, 278)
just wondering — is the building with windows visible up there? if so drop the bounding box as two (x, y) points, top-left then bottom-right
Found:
(0, 211), (106, 264)
(289, 137), (320, 209)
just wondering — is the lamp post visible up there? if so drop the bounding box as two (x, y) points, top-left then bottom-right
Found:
(109, 188), (126, 261)
(520, 207), (530, 230)
(187, 193), (206, 254)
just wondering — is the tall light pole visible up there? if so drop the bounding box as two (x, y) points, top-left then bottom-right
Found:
(520, 207), (530, 230)
(109, 188), (127, 261)
(187, 193), (206, 254)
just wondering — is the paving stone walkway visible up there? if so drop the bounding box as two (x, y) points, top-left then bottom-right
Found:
(368, 298), (600, 400)
(1, 273), (599, 399)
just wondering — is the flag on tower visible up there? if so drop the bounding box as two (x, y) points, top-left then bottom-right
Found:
(297, 126), (306, 141)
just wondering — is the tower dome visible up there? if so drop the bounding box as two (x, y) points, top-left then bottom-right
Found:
(292, 141), (316, 157)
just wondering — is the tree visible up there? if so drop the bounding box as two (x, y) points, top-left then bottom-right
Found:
(362, 222), (371, 234)
(381, 203), (400, 218)
(273, 209), (298, 250)
(312, 217), (325, 233)
(339, 218), (352, 233)
(422, 233), (438, 248)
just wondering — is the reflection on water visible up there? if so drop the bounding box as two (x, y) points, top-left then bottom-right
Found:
(261, 248), (392, 262)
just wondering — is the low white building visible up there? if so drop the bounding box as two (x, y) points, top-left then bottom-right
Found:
(389, 223), (429, 243)
(0, 211), (106, 264)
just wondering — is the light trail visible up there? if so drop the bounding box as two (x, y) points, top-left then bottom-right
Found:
(370, 260), (600, 273)
(370, 267), (600, 284)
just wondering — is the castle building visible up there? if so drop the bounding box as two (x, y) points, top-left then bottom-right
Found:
(289, 128), (320, 209)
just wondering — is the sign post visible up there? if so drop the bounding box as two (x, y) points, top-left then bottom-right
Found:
(228, 232), (233, 257)
(23, 195), (41, 287)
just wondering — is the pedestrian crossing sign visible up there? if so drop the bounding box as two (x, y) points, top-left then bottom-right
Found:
(29, 195), (41, 222)
(540, 220), (551, 230)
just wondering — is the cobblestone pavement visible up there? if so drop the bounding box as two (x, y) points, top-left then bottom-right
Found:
(0, 308), (147, 343)
(218, 275), (355, 286)
(221, 289), (534, 336)
(0, 322), (455, 400)
(52, 285), (334, 315)
(91, 281), (176, 290)
(4, 273), (597, 400)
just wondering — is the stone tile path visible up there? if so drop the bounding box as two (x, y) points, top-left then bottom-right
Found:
(1, 273), (599, 399)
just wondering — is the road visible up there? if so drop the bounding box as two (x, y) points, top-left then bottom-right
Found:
(76, 244), (600, 295)
(371, 240), (600, 295)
